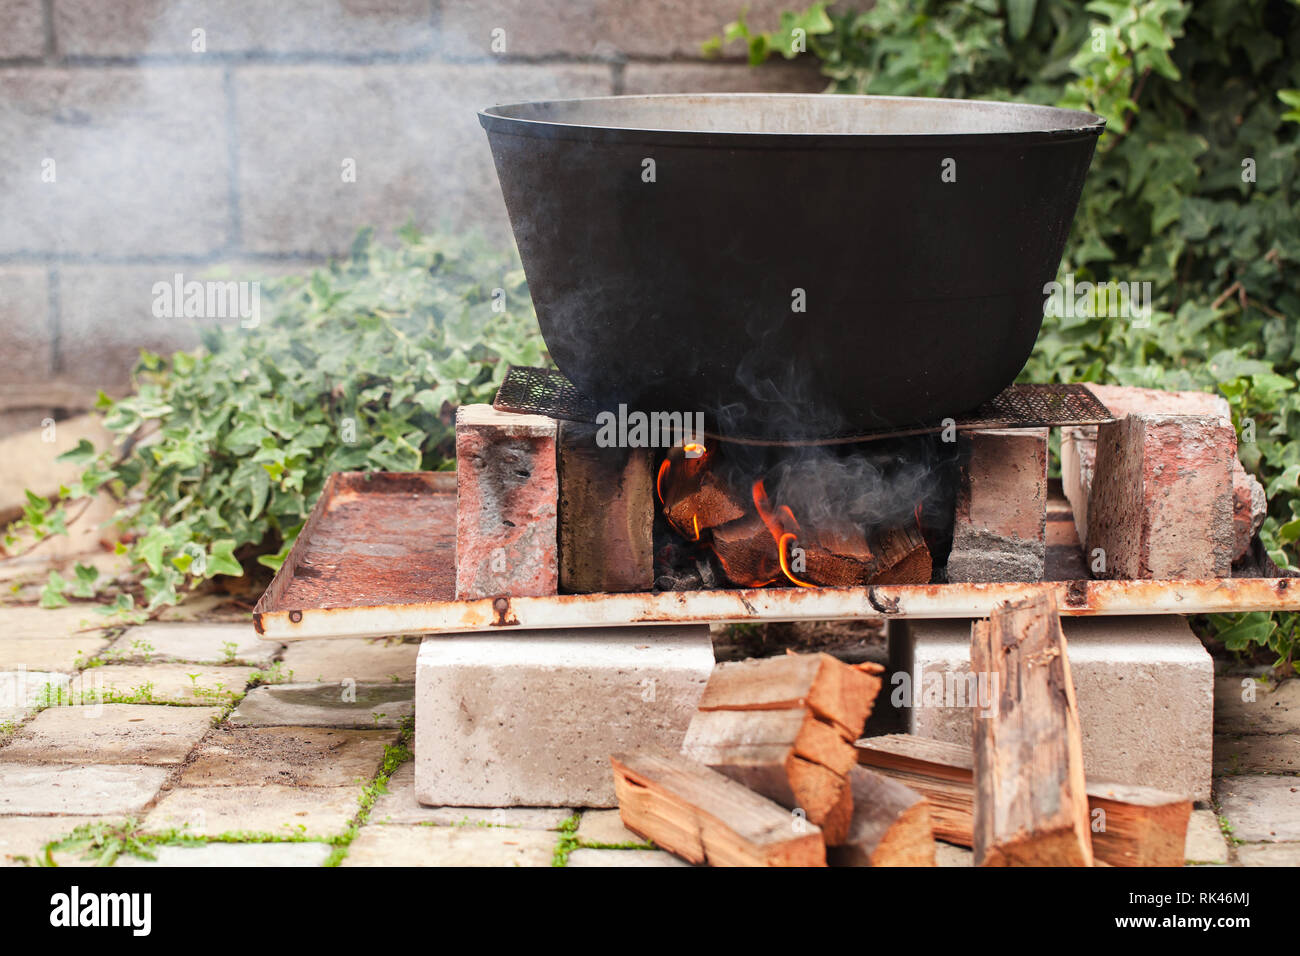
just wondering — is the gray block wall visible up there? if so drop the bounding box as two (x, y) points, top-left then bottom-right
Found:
(0, 0), (826, 429)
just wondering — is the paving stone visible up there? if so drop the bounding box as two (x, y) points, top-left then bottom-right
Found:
(228, 682), (413, 729)
(115, 841), (334, 867)
(935, 841), (973, 867)
(180, 726), (393, 787)
(87, 662), (255, 705)
(0, 670), (70, 715)
(102, 622), (278, 666)
(0, 68), (230, 258)
(441, 0), (793, 58)
(0, 638), (107, 673)
(0, 0), (45, 58)
(1183, 809), (1229, 864)
(370, 764), (572, 829)
(1214, 734), (1300, 775)
(142, 785), (361, 838)
(898, 615), (1213, 800)
(1235, 842), (1300, 866)
(235, 64), (610, 254)
(1216, 776), (1300, 842)
(278, 638), (419, 684)
(0, 763), (168, 815)
(416, 626), (713, 807)
(456, 405), (558, 600)
(0, 816), (110, 867)
(1, 703), (220, 765)
(947, 428), (1047, 583)
(0, 604), (112, 640)
(567, 848), (690, 867)
(342, 823), (556, 867)
(55, 0), (434, 56)
(1215, 677), (1300, 735)
(622, 62), (826, 94)
(1086, 414), (1236, 579)
(576, 809), (651, 847)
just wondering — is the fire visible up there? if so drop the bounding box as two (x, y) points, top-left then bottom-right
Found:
(778, 532), (816, 588)
(752, 478), (815, 589)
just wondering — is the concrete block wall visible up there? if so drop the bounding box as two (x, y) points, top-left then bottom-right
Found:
(0, 0), (826, 428)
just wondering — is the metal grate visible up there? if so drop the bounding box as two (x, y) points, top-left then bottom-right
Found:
(492, 366), (1115, 444)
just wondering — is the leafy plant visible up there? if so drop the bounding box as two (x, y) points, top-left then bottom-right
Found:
(6, 226), (545, 615)
(714, 0), (1300, 667)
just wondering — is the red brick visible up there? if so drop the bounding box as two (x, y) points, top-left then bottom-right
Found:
(1085, 383), (1230, 420)
(455, 404), (558, 600)
(1233, 467), (1266, 558)
(557, 421), (654, 593)
(1085, 414), (1236, 579)
(946, 428), (1047, 583)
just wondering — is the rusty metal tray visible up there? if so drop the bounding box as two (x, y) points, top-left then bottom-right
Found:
(253, 471), (1300, 641)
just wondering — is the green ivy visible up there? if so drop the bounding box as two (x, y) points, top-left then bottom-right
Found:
(717, 0), (1300, 668)
(9, 226), (545, 614)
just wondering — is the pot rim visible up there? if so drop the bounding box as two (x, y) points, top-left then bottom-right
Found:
(478, 92), (1106, 149)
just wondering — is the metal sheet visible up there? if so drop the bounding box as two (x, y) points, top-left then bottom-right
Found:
(254, 470), (1300, 641)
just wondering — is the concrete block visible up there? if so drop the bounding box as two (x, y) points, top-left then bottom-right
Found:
(0, 0), (45, 58)
(946, 427), (1047, 582)
(1086, 414), (1236, 579)
(558, 420), (654, 593)
(892, 615), (1213, 801)
(455, 404), (558, 600)
(415, 626), (714, 807)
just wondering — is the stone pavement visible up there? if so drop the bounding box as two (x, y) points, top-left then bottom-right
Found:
(0, 599), (1296, 866)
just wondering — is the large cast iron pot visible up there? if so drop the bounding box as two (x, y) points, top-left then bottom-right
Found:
(480, 94), (1103, 440)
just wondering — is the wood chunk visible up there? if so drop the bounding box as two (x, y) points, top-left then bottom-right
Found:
(681, 708), (856, 844)
(659, 446), (747, 537)
(711, 512), (781, 586)
(696, 652), (883, 740)
(856, 734), (1188, 866)
(866, 524), (933, 585)
(828, 767), (936, 867)
(610, 751), (827, 867)
(971, 593), (1092, 866)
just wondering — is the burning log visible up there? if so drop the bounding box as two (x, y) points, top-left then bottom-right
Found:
(710, 513), (782, 586)
(802, 523), (933, 588)
(610, 751), (827, 866)
(828, 767), (936, 867)
(657, 445), (746, 540)
(856, 734), (1192, 866)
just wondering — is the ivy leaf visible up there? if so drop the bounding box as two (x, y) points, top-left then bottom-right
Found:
(205, 539), (244, 578)
(40, 571), (69, 609)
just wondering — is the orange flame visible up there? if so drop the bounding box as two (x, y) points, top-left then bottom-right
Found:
(752, 478), (818, 589)
(656, 458), (671, 505)
(778, 532), (816, 588)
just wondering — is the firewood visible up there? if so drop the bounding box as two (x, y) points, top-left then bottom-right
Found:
(801, 525), (878, 587)
(711, 512), (781, 586)
(658, 447), (747, 537)
(867, 524), (933, 585)
(610, 751), (827, 867)
(696, 652), (883, 741)
(971, 593), (1092, 866)
(681, 708), (857, 844)
(828, 767), (936, 867)
(856, 734), (1190, 866)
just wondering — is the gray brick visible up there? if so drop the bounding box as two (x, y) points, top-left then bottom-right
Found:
(235, 63), (610, 254)
(0, 67), (231, 257)
(440, 0), (796, 59)
(53, 0), (435, 57)
(0, 0), (46, 59)
(0, 268), (54, 386)
(622, 62), (826, 95)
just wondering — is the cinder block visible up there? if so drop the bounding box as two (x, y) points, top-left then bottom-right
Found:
(0, 0), (44, 58)
(415, 626), (714, 807)
(946, 428), (1047, 582)
(1086, 414), (1236, 579)
(557, 420), (654, 593)
(455, 404), (558, 600)
(890, 615), (1213, 801)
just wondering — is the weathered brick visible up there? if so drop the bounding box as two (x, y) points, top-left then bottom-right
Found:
(0, 268), (53, 387)
(896, 615), (1214, 801)
(234, 63), (610, 254)
(1086, 414), (1236, 579)
(945, 427), (1047, 583)
(0, 0), (45, 59)
(621, 62), (826, 95)
(0, 67), (231, 257)
(557, 420), (653, 593)
(1059, 425), (1096, 545)
(1086, 383), (1231, 420)
(456, 404), (558, 600)
(441, 0), (796, 59)
(415, 627), (713, 807)
(53, 0), (434, 57)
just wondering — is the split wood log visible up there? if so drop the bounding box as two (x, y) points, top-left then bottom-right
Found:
(711, 512), (782, 586)
(658, 446), (747, 537)
(610, 751), (827, 867)
(866, 524), (933, 585)
(855, 734), (1191, 867)
(681, 708), (857, 844)
(971, 593), (1093, 866)
(696, 652), (883, 741)
(827, 767), (935, 867)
